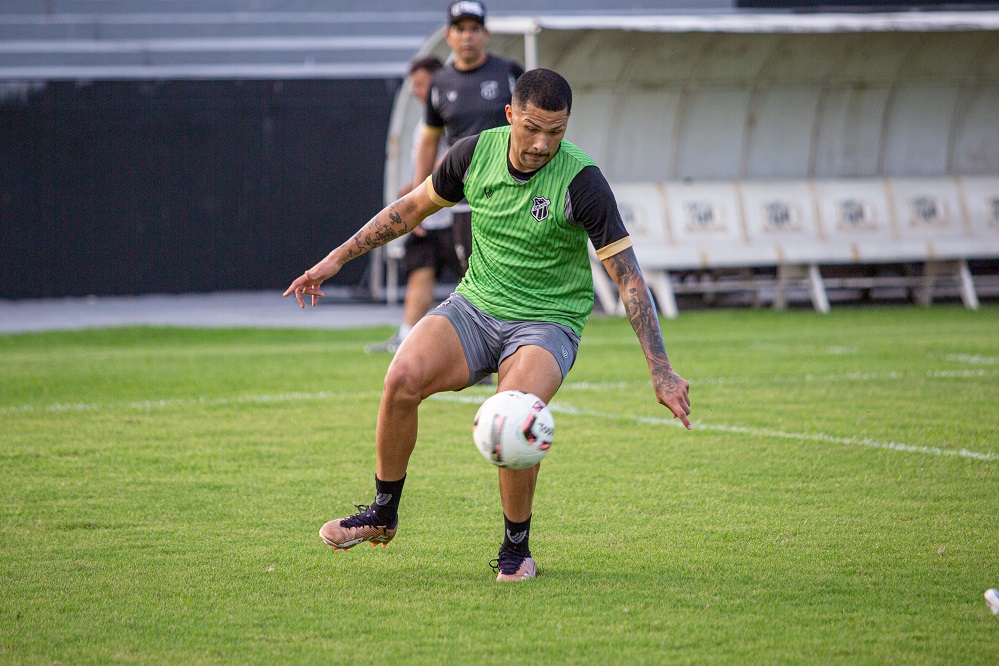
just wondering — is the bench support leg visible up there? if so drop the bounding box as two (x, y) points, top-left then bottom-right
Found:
(773, 266), (790, 311)
(647, 270), (679, 319)
(774, 264), (829, 314)
(919, 260), (979, 310)
(807, 264), (831, 314)
(957, 259), (980, 310)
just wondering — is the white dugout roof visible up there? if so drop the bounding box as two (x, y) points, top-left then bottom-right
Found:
(384, 11), (999, 198)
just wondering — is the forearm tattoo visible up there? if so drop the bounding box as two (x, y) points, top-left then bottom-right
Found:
(344, 200), (411, 261)
(607, 250), (671, 371)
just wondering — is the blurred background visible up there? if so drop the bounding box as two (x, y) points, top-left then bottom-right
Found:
(2, 0), (997, 309)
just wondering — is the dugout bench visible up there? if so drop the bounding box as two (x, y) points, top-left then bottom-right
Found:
(591, 177), (999, 317)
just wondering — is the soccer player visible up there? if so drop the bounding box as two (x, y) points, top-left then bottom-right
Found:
(284, 68), (692, 582)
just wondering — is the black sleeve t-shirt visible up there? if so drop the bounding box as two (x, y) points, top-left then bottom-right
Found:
(425, 54), (525, 146)
(431, 134), (631, 255)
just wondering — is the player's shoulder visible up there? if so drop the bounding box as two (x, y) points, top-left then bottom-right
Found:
(453, 133), (481, 149)
(448, 133), (481, 162)
(566, 160), (614, 207)
(558, 139), (598, 170)
(480, 125), (511, 138)
(471, 126), (511, 153)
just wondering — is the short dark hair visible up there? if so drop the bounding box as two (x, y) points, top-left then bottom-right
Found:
(511, 68), (572, 114)
(408, 55), (444, 76)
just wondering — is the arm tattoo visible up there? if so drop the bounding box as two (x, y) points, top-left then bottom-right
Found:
(606, 250), (672, 371)
(343, 200), (411, 261)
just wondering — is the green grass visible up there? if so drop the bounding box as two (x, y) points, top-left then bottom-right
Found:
(1, 306), (997, 664)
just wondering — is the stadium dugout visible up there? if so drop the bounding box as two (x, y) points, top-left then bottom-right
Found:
(382, 11), (999, 315)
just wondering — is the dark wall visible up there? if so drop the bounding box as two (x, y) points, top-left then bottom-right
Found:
(0, 78), (398, 299)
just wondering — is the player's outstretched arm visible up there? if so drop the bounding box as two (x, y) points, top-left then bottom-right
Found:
(283, 186), (443, 307)
(601, 247), (692, 429)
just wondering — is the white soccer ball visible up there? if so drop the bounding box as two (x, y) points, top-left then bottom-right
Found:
(472, 390), (555, 470)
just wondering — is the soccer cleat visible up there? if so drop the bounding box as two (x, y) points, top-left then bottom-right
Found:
(986, 589), (999, 615)
(365, 334), (402, 354)
(319, 504), (397, 550)
(490, 550), (537, 582)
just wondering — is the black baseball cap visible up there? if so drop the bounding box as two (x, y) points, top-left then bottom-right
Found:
(447, 1), (486, 26)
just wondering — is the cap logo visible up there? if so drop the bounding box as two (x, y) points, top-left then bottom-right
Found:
(450, 1), (485, 22)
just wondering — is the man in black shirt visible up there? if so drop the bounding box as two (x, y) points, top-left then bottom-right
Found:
(410, 1), (524, 268)
(367, 56), (463, 354)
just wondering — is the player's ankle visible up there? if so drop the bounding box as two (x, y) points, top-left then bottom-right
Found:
(500, 513), (531, 556)
(373, 474), (406, 525)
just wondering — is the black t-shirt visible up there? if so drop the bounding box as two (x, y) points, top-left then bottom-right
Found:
(425, 54), (524, 146)
(431, 134), (630, 253)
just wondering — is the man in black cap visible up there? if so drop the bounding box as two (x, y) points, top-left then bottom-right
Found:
(369, 3), (522, 357)
(409, 1), (524, 270)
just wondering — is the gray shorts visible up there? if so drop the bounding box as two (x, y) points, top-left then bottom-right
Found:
(428, 292), (581, 389)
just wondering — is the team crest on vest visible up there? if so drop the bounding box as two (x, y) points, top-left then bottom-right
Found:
(480, 80), (499, 100)
(531, 196), (551, 221)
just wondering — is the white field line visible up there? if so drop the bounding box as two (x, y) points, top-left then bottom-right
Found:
(429, 394), (998, 462)
(715, 368), (998, 384)
(946, 354), (999, 365)
(4, 369), (990, 415)
(3, 386), (995, 462)
(0, 390), (381, 415)
(564, 368), (996, 389)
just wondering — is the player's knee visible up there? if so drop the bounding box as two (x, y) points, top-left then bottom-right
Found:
(382, 358), (427, 406)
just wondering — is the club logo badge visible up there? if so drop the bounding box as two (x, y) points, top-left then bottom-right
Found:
(484, 187), (494, 198)
(531, 196), (551, 221)
(480, 80), (499, 100)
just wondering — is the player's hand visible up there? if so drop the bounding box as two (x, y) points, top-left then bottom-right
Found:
(283, 269), (328, 308)
(653, 368), (692, 430)
(412, 225), (427, 237)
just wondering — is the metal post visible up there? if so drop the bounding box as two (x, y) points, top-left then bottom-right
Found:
(524, 21), (539, 70)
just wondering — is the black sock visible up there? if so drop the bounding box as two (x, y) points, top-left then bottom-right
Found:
(501, 514), (531, 557)
(373, 474), (405, 526)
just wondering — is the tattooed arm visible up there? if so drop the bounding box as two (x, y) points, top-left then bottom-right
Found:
(283, 185), (443, 307)
(601, 247), (692, 429)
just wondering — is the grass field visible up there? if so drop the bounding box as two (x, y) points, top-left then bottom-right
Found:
(1, 305), (997, 664)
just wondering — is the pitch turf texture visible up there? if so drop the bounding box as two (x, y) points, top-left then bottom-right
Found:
(2, 305), (997, 664)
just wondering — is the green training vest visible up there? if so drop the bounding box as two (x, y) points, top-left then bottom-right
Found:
(456, 126), (596, 336)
